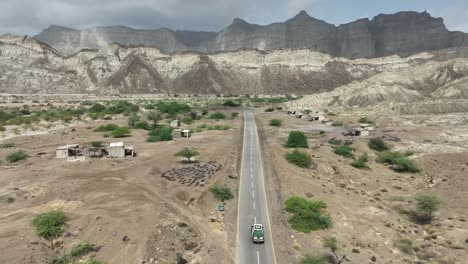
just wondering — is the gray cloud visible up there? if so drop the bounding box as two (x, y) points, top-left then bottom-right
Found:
(0, 0), (466, 36)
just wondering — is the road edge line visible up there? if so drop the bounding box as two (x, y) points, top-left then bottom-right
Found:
(235, 109), (247, 264)
(253, 111), (278, 264)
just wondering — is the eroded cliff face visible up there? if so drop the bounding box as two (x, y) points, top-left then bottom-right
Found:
(3, 34), (468, 110)
(34, 11), (468, 59)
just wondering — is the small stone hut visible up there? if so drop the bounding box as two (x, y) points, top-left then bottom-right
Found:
(56, 144), (80, 159)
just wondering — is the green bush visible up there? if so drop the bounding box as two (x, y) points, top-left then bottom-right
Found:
(175, 147), (199, 163)
(351, 153), (370, 169)
(230, 112), (239, 118)
(134, 121), (150, 130)
(182, 116), (193, 124)
(32, 211), (66, 239)
(377, 151), (420, 173)
(285, 131), (308, 148)
(358, 117), (374, 124)
(89, 103), (106, 113)
(209, 112), (226, 120)
(284, 197), (332, 233)
(368, 137), (389, 151)
(269, 119), (282, 127)
(6, 150), (28, 163)
(154, 101), (190, 114)
(415, 193), (441, 221)
(207, 125), (231, 130)
(0, 143), (15, 148)
(396, 238), (414, 254)
(333, 145), (354, 159)
(210, 186), (234, 202)
(285, 149), (313, 168)
(111, 127), (131, 138)
(70, 242), (95, 257)
(94, 123), (119, 132)
(0, 125), (5, 131)
(319, 130), (325, 135)
(300, 254), (327, 264)
(265, 107), (275, 112)
(90, 141), (103, 147)
(223, 100), (241, 107)
(127, 113), (140, 128)
(147, 127), (173, 142)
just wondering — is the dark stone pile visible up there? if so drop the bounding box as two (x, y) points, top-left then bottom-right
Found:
(161, 163), (222, 186)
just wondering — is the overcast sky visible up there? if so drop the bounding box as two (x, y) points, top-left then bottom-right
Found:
(1, 0), (467, 35)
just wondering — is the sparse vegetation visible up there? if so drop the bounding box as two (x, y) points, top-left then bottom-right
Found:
(358, 116), (374, 124)
(90, 141), (103, 147)
(127, 113), (140, 128)
(6, 150), (28, 163)
(230, 112), (239, 118)
(333, 145), (354, 159)
(209, 112), (226, 120)
(328, 138), (352, 146)
(52, 241), (101, 264)
(351, 153), (370, 169)
(285, 149), (313, 168)
(368, 137), (390, 151)
(269, 119), (282, 127)
(182, 116), (193, 124)
(285, 131), (308, 148)
(396, 238), (414, 254)
(134, 121), (150, 130)
(223, 100), (241, 107)
(7, 197), (15, 203)
(299, 254), (327, 264)
(415, 193), (441, 222)
(284, 197), (332, 233)
(32, 211), (66, 239)
(0, 143), (15, 148)
(210, 185), (234, 202)
(146, 111), (161, 127)
(111, 127), (131, 138)
(377, 151), (420, 173)
(147, 127), (173, 142)
(175, 147), (199, 163)
(323, 236), (346, 264)
(94, 123), (119, 132)
(265, 107), (275, 112)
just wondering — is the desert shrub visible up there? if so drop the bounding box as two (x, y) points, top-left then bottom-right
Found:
(111, 127), (131, 138)
(0, 143), (15, 148)
(276, 106), (283, 110)
(265, 107), (275, 112)
(328, 112), (337, 116)
(197, 123), (208, 129)
(209, 112), (226, 120)
(209, 125), (231, 130)
(269, 119), (282, 127)
(134, 121), (150, 130)
(303, 109), (311, 114)
(351, 153), (370, 169)
(90, 141), (103, 147)
(210, 186), (234, 202)
(223, 100), (241, 107)
(285, 197), (332, 233)
(7, 197), (15, 203)
(154, 101), (190, 114)
(368, 137), (389, 151)
(300, 254), (327, 264)
(0, 125), (5, 131)
(331, 121), (343, 127)
(358, 116), (374, 124)
(415, 193), (441, 221)
(6, 150), (28, 163)
(93, 123), (119, 132)
(32, 211), (66, 239)
(378, 151), (420, 173)
(147, 127), (172, 142)
(127, 113), (140, 128)
(182, 116), (193, 124)
(285, 131), (308, 148)
(70, 241), (95, 257)
(333, 145), (354, 159)
(52, 254), (71, 264)
(285, 149), (313, 168)
(319, 130), (325, 135)
(88, 103), (106, 113)
(396, 238), (414, 254)
(175, 147), (199, 163)
(230, 112), (239, 118)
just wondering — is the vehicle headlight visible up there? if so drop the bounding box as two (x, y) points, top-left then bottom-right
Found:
(260, 237), (264, 239)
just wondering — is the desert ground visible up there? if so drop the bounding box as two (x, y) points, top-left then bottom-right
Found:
(257, 109), (468, 264)
(0, 99), (242, 264)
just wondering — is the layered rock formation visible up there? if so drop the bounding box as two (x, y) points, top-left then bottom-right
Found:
(2, 34), (468, 111)
(34, 11), (468, 58)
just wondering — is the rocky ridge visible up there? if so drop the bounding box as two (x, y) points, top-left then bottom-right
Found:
(34, 11), (468, 58)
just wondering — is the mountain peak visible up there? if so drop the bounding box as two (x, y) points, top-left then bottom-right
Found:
(232, 18), (249, 25)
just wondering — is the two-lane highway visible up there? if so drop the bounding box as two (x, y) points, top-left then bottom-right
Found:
(237, 109), (276, 264)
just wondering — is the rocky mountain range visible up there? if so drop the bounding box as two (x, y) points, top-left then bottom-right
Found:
(2, 34), (468, 114)
(34, 11), (468, 59)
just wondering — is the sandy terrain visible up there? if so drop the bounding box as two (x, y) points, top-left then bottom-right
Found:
(0, 111), (242, 264)
(257, 109), (468, 264)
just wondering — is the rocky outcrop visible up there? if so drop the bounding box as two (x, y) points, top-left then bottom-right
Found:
(34, 11), (468, 58)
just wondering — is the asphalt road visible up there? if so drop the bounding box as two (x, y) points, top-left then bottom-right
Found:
(237, 110), (276, 264)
